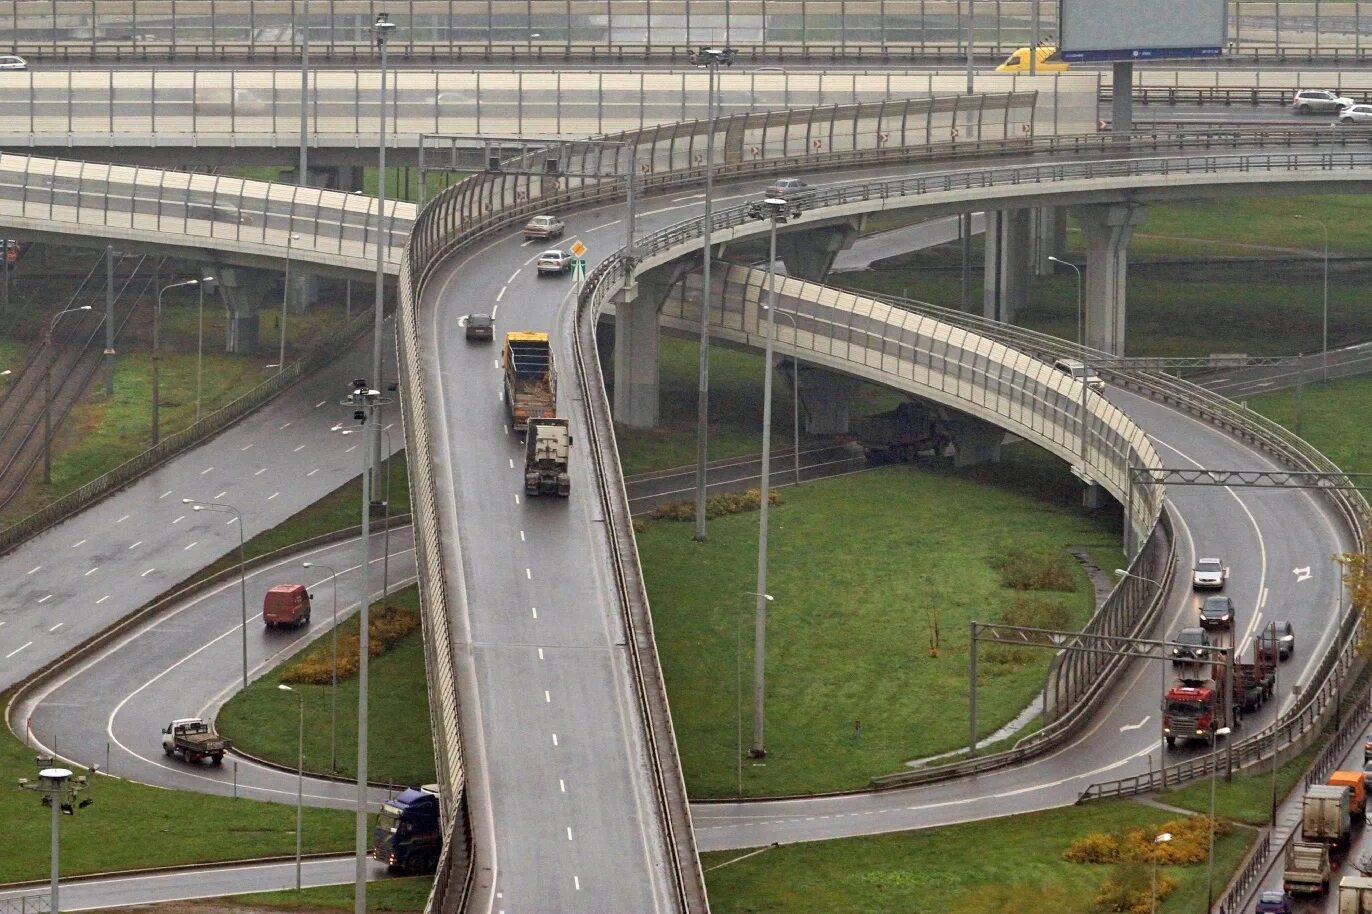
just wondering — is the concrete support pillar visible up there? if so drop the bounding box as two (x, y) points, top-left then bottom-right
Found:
(983, 208), (1031, 323)
(342, 165), (367, 193)
(1112, 62), (1134, 134)
(216, 267), (261, 355)
(1082, 483), (1104, 510)
(1031, 207), (1067, 277)
(1077, 203), (1148, 356)
(945, 415), (1004, 467)
(612, 269), (683, 428)
(796, 367), (860, 435)
(775, 219), (863, 282)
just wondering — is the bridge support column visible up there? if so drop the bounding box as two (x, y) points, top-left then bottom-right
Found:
(945, 415), (1003, 467)
(613, 267), (686, 429)
(983, 208), (1031, 323)
(216, 267), (262, 355)
(1077, 203), (1148, 356)
(776, 219), (863, 282)
(1082, 482), (1104, 510)
(797, 368), (860, 435)
(1031, 207), (1067, 277)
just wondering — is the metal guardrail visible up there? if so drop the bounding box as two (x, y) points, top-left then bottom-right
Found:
(0, 305), (375, 557)
(6, 1), (1372, 61)
(0, 896), (48, 914)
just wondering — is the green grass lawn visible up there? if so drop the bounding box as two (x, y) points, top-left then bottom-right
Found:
(0, 721), (353, 883)
(1248, 374), (1372, 474)
(1161, 743), (1320, 826)
(222, 876), (434, 912)
(227, 166), (465, 204)
(216, 586), (436, 787)
(702, 799), (1252, 914)
(642, 446), (1120, 797)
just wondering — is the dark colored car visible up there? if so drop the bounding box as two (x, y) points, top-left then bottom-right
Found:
(1365, 732), (1372, 764)
(1199, 595), (1234, 630)
(464, 313), (494, 342)
(1171, 626), (1212, 663)
(1257, 620), (1295, 661)
(1254, 889), (1292, 913)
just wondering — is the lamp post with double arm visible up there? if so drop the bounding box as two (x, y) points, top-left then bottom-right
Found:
(42, 305), (92, 482)
(185, 498), (247, 689)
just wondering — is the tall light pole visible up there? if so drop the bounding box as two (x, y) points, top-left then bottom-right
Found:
(687, 45), (735, 542)
(1206, 724), (1232, 911)
(1294, 214), (1330, 381)
(303, 560), (340, 772)
(761, 306), (803, 486)
(278, 684), (305, 892)
(745, 197), (800, 757)
(154, 279), (200, 446)
(18, 763), (92, 914)
(371, 12), (397, 500)
(185, 498), (248, 689)
(343, 377), (388, 914)
(298, 0), (310, 186)
(42, 304), (93, 483)
(195, 274), (216, 423)
(1149, 832), (1172, 914)
(278, 233), (301, 373)
(1048, 255), (1083, 347)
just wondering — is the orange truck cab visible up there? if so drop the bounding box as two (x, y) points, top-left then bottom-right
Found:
(263, 584), (312, 629)
(1329, 770), (1367, 819)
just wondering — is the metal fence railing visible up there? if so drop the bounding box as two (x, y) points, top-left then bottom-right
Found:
(0, 154), (413, 270)
(6, 1), (1371, 61)
(0, 896), (48, 914)
(0, 70), (1099, 147)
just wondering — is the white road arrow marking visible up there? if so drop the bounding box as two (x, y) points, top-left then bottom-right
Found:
(1119, 716), (1151, 732)
(1293, 566), (1312, 582)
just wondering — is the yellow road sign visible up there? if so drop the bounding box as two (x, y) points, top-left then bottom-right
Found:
(569, 240), (586, 257)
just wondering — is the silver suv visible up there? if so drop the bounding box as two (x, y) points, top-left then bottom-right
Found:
(1292, 89), (1354, 114)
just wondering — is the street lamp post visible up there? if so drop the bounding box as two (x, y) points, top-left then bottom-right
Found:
(277, 685), (305, 892)
(185, 498), (248, 689)
(1047, 255), (1083, 347)
(18, 760), (94, 914)
(1206, 725), (1232, 910)
(1149, 832), (1172, 914)
(194, 275), (217, 423)
(299, 0), (310, 186)
(762, 305), (803, 486)
(303, 561), (340, 772)
(154, 279), (202, 446)
(278, 233), (301, 373)
(745, 197), (801, 757)
(343, 376), (388, 914)
(687, 45), (736, 542)
(1294, 214), (1330, 381)
(370, 13), (397, 501)
(42, 305), (93, 483)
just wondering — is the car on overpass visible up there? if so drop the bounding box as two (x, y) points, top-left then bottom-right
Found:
(1052, 358), (1104, 391)
(1338, 104), (1372, 125)
(1292, 89), (1354, 114)
(1199, 595), (1234, 630)
(1192, 557), (1227, 589)
(535, 250), (572, 276)
(0, 55), (26, 71)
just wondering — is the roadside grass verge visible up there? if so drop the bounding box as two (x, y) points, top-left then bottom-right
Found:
(216, 586), (436, 787)
(641, 447), (1118, 797)
(222, 876), (433, 912)
(1160, 743), (1321, 826)
(701, 799), (1252, 914)
(1248, 374), (1372, 474)
(0, 720), (353, 883)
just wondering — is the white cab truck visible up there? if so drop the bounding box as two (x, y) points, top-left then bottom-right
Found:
(161, 718), (229, 766)
(524, 418), (571, 497)
(1285, 841), (1332, 894)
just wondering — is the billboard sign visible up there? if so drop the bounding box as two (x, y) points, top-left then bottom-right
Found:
(1058, 0), (1226, 62)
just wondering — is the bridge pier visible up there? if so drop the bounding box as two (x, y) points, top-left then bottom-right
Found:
(776, 218), (863, 282)
(1032, 206), (1068, 278)
(797, 367), (859, 435)
(216, 268), (263, 355)
(1077, 203), (1148, 355)
(945, 415), (1004, 467)
(613, 264), (689, 428)
(983, 208), (1031, 323)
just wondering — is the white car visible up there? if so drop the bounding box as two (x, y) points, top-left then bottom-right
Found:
(1339, 104), (1372, 124)
(1292, 89), (1354, 114)
(535, 249), (572, 276)
(1052, 358), (1104, 391)
(0, 55), (27, 71)
(1192, 557), (1228, 590)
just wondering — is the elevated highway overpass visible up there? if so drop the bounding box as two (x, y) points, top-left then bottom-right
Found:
(3, 109), (1368, 913)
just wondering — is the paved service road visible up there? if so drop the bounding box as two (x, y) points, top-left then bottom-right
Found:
(13, 529), (418, 809)
(0, 857), (390, 911)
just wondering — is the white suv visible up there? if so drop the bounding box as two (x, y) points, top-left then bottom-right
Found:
(1293, 89), (1354, 114)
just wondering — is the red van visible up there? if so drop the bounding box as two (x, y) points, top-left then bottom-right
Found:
(263, 584), (312, 629)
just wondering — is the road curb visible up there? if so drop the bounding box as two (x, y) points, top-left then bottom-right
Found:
(0, 852), (352, 892)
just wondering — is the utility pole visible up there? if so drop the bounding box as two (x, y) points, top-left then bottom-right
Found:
(104, 245), (115, 395)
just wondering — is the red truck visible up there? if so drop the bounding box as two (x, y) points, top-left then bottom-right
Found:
(263, 584), (312, 629)
(1162, 634), (1274, 748)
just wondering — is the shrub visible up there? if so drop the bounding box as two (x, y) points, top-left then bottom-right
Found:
(282, 605), (421, 685)
(1065, 815), (1227, 867)
(992, 546), (1077, 592)
(1063, 830), (1123, 864)
(999, 593), (1072, 630)
(1094, 863), (1175, 914)
(649, 488), (782, 522)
